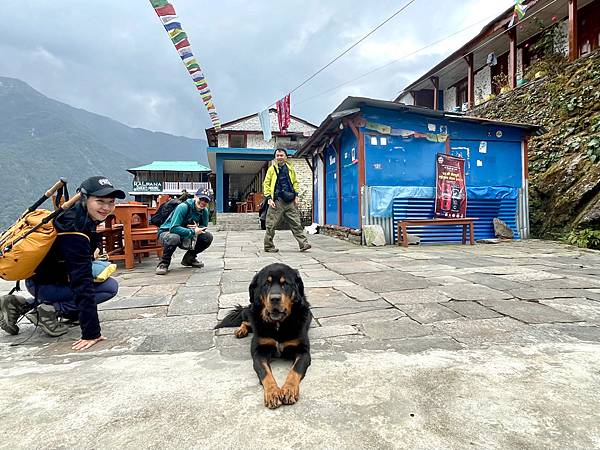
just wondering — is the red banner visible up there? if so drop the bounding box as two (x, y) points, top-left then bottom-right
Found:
(435, 153), (467, 218)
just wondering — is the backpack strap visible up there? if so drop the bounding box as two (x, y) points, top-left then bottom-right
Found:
(56, 232), (91, 241)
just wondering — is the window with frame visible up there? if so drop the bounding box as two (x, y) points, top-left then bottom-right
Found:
(228, 133), (247, 148)
(456, 79), (468, 108)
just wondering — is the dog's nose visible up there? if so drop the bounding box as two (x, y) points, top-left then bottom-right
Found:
(270, 293), (281, 303)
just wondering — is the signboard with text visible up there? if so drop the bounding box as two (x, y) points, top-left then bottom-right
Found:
(435, 153), (467, 218)
(132, 181), (163, 192)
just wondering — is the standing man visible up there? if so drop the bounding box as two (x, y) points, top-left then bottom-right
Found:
(263, 148), (311, 253)
(155, 188), (213, 275)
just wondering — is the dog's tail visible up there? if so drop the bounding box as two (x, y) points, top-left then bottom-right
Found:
(215, 305), (246, 329)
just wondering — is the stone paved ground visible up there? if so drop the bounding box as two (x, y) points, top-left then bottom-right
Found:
(2, 230), (600, 449)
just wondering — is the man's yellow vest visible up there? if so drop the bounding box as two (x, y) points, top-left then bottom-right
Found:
(263, 162), (300, 199)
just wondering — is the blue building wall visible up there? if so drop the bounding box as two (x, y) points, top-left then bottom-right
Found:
(324, 144), (339, 225)
(340, 129), (359, 228)
(319, 106), (528, 242)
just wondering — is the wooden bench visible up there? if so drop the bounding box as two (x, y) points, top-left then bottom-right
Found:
(397, 218), (477, 247)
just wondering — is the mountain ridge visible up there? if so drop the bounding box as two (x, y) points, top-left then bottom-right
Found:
(0, 76), (209, 229)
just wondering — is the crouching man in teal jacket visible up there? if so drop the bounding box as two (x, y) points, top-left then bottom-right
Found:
(155, 188), (213, 275)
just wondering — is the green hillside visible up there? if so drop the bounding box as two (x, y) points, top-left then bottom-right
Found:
(0, 77), (208, 229)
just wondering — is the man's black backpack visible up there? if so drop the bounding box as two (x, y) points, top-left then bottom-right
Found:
(150, 199), (182, 226)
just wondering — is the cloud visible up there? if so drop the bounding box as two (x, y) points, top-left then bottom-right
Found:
(0, 0), (515, 138)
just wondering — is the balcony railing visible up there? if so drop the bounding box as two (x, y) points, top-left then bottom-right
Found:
(163, 181), (209, 194)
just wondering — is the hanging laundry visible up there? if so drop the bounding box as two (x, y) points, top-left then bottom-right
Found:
(276, 94), (291, 135)
(258, 108), (272, 142)
(149, 0), (222, 129)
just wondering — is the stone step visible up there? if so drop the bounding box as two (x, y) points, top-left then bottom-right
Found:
(216, 212), (262, 231)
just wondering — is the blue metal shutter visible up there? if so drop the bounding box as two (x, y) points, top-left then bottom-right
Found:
(392, 197), (519, 244)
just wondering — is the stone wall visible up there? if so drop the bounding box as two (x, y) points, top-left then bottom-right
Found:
(318, 224), (362, 245)
(289, 158), (313, 225)
(470, 49), (600, 243)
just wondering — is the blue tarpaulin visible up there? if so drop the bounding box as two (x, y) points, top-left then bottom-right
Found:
(370, 185), (519, 217)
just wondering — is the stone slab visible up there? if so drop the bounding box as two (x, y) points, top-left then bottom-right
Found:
(526, 276), (600, 290)
(382, 288), (450, 305)
(396, 303), (462, 324)
(500, 271), (565, 282)
(359, 318), (433, 339)
(429, 317), (528, 344)
(136, 331), (214, 353)
(444, 301), (502, 320)
(218, 292), (249, 309)
(509, 288), (582, 300)
(136, 284), (180, 298)
(308, 325), (360, 340)
(480, 300), (580, 324)
(437, 284), (513, 301)
(98, 295), (171, 311)
(539, 298), (600, 323)
(311, 300), (391, 319)
(323, 334), (462, 354)
(168, 286), (220, 316)
(333, 285), (381, 301)
(221, 282), (251, 294)
(455, 273), (529, 290)
(98, 306), (168, 322)
(346, 271), (438, 293)
(324, 261), (390, 274)
(318, 308), (405, 326)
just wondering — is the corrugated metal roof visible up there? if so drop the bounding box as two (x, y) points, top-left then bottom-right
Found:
(297, 96), (543, 157)
(127, 161), (211, 173)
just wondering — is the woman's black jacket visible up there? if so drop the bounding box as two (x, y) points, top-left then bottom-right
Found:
(30, 203), (102, 340)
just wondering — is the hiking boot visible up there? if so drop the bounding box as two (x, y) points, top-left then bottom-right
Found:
(61, 312), (80, 327)
(264, 248), (279, 253)
(299, 243), (312, 252)
(0, 294), (32, 335)
(181, 252), (204, 268)
(25, 304), (69, 337)
(156, 262), (169, 275)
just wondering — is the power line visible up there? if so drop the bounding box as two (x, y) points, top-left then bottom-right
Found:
(295, 13), (498, 106)
(296, 0), (560, 107)
(287, 0), (418, 96)
(257, 0), (418, 112)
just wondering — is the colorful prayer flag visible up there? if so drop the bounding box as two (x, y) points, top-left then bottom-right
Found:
(174, 38), (190, 50)
(154, 4), (176, 16)
(160, 15), (178, 24)
(276, 94), (291, 135)
(149, 0), (221, 130)
(150, 0), (169, 7)
(164, 21), (182, 32)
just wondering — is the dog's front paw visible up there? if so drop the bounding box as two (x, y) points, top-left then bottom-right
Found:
(264, 386), (283, 409)
(234, 326), (248, 338)
(280, 383), (300, 405)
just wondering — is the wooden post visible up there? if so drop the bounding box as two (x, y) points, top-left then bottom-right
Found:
(568, 0), (578, 61)
(358, 130), (366, 228)
(465, 54), (474, 108)
(508, 26), (517, 89)
(336, 140), (342, 226)
(430, 76), (439, 110)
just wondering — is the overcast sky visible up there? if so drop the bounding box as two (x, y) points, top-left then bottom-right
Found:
(0, 0), (514, 139)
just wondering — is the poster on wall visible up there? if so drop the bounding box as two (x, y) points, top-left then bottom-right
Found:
(435, 153), (467, 218)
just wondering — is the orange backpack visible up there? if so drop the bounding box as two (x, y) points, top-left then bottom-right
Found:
(0, 180), (80, 281)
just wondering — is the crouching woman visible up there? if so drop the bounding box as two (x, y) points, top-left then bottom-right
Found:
(0, 176), (125, 351)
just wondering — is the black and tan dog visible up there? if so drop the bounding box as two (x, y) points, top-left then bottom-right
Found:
(216, 263), (312, 409)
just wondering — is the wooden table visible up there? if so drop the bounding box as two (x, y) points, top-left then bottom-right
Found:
(397, 218), (477, 247)
(113, 204), (151, 269)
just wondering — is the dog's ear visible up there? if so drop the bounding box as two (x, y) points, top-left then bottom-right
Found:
(294, 269), (305, 302)
(248, 272), (259, 304)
